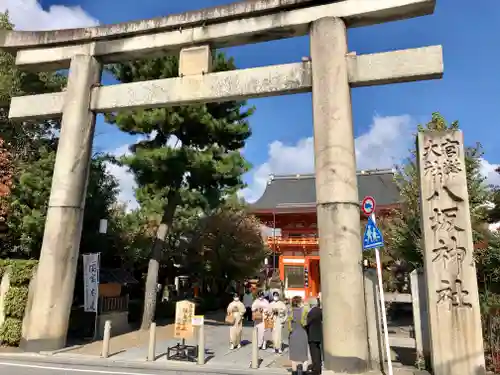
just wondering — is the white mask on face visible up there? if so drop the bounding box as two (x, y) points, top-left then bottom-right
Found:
(259, 296), (264, 300)
(273, 296), (279, 301)
(234, 297), (239, 302)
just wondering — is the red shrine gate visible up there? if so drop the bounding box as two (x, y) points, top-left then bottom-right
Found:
(250, 170), (400, 299)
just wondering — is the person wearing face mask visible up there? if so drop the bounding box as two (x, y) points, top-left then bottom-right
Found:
(269, 291), (287, 354)
(288, 296), (309, 375)
(251, 290), (270, 349)
(226, 293), (246, 350)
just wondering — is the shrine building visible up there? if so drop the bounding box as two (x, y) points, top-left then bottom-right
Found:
(249, 169), (401, 299)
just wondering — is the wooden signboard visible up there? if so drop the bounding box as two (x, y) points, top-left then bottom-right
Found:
(174, 300), (195, 339)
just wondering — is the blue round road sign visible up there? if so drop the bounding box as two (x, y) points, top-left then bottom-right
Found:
(361, 196), (376, 216)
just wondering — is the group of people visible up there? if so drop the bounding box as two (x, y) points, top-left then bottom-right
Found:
(226, 289), (323, 375)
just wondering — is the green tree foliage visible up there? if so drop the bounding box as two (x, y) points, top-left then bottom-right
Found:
(78, 157), (121, 266)
(0, 13), (65, 163)
(1, 147), (55, 257)
(0, 12), (121, 263)
(107, 53), (254, 328)
(184, 202), (268, 293)
(362, 216), (407, 292)
(488, 171), (500, 224)
(0, 11), (63, 257)
(107, 203), (155, 269)
(387, 112), (500, 287)
(0, 149), (120, 260)
(0, 12), (17, 104)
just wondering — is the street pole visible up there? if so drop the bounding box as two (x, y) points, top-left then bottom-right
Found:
(371, 213), (393, 375)
(94, 219), (107, 340)
(272, 209), (277, 272)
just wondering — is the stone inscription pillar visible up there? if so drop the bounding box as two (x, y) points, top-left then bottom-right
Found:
(417, 130), (485, 375)
(22, 55), (101, 352)
(310, 17), (369, 373)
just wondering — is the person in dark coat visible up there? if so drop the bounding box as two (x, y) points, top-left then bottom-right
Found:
(305, 297), (323, 375)
(288, 296), (309, 375)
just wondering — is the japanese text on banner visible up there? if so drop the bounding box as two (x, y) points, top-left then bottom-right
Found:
(83, 253), (100, 312)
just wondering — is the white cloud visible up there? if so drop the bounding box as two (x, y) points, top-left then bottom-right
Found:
(2, 0), (98, 31)
(480, 158), (500, 186)
(241, 115), (414, 202)
(242, 115), (500, 202)
(106, 144), (138, 211)
(354, 115), (414, 170)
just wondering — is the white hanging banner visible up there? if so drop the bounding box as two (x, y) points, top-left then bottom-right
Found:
(83, 253), (100, 313)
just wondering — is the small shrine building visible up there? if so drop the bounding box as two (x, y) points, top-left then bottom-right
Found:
(249, 169), (401, 299)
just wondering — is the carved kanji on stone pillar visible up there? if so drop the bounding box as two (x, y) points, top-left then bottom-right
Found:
(417, 131), (485, 375)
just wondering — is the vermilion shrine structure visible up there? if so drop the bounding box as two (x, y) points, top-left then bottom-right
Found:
(2, 0), (484, 374)
(251, 169), (400, 299)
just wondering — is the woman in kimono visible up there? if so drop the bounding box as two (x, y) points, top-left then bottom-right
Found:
(226, 293), (246, 350)
(288, 296), (309, 374)
(251, 290), (270, 349)
(269, 291), (287, 354)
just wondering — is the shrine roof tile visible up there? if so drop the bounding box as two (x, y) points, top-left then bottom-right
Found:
(249, 169), (400, 212)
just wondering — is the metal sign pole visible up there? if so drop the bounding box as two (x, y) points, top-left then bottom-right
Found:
(371, 213), (393, 375)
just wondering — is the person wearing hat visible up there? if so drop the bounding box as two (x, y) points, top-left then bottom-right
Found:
(226, 293), (246, 350)
(269, 291), (287, 354)
(251, 290), (270, 349)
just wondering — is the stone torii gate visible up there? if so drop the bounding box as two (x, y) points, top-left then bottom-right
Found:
(1, 0), (443, 372)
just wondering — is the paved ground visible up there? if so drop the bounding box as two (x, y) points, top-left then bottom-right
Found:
(0, 359), (164, 375)
(64, 311), (225, 357)
(0, 357), (266, 375)
(61, 311), (291, 370)
(79, 323), (291, 369)
(0, 309), (420, 374)
(64, 323), (176, 357)
(112, 323), (289, 368)
(0, 356), (429, 375)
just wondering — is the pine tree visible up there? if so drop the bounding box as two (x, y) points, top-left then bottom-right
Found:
(107, 53), (253, 329)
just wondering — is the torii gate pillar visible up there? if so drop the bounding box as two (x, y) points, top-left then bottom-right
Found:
(21, 55), (101, 351)
(311, 17), (369, 373)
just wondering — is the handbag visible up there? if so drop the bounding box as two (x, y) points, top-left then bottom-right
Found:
(252, 310), (263, 321)
(265, 317), (274, 329)
(225, 314), (235, 325)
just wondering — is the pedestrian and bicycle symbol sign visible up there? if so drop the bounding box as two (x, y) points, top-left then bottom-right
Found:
(363, 215), (384, 250)
(361, 196), (376, 216)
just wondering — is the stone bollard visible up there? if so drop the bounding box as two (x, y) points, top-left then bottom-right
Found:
(197, 323), (205, 365)
(251, 325), (259, 369)
(147, 322), (156, 361)
(101, 320), (112, 358)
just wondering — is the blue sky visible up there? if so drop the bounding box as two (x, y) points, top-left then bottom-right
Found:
(4, 0), (500, 206)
